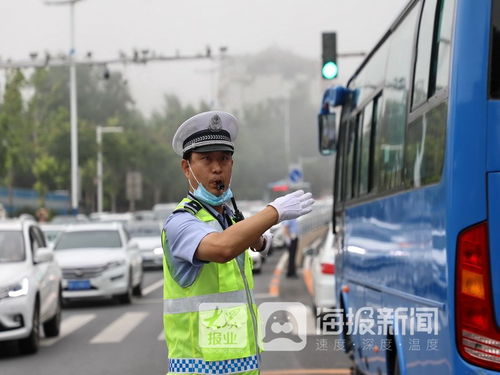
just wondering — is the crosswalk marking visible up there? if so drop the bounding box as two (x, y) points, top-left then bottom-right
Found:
(90, 312), (149, 344)
(143, 279), (163, 296)
(41, 313), (96, 347)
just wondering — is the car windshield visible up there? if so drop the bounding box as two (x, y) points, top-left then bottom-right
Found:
(54, 230), (122, 250)
(43, 230), (61, 243)
(127, 225), (160, 237)
(0, 231), (25, 262)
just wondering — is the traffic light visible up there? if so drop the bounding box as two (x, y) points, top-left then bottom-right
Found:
(322, 32), (338, 79)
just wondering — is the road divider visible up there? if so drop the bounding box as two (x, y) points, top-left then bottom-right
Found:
(269, 252), (288, 297)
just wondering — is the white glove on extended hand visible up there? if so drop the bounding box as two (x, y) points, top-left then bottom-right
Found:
(268, 190), (315, 223)
(258, 232), (273, 257)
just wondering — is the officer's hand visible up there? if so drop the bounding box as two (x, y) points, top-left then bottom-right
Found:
(268, 190), (314, 223)
(259, 232), (273, 257)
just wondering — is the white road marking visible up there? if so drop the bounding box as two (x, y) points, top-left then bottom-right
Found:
(90, 312), (148, 344)
(157, 330), (164, 341)
(285, 304), (317, 337)
(253, 293), (277, 299)
(276, 252), (289, 272)
(41, 313), (96, 347)
(142, 279), (163, 296)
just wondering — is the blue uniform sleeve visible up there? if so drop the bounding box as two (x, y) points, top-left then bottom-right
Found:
(165, 211), (217, 265)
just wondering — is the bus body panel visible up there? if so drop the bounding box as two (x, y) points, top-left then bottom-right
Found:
(342, 184), (451, 374)
(487, 173), (500, 326)
(487, 103), (500, 171)
(446, 5), (492, 373)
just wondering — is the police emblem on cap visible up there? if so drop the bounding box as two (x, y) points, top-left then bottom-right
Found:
(208, 113), (222, 131)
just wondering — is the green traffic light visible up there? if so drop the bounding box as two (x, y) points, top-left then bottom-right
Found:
(322, 61), (338, 79)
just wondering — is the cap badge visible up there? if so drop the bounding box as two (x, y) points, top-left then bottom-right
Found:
(208, 114), (222, 131)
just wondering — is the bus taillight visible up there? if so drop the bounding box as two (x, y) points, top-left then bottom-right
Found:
(456, 222), (500, 370)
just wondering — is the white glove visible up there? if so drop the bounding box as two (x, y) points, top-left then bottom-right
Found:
(251, 232), (272, 257)
(268, 190), (314, 223)
(259, 232), (273, 257)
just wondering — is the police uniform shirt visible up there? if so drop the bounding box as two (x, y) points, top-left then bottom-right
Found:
(163, 196), (238, 288)
(282, 218), (299, 240)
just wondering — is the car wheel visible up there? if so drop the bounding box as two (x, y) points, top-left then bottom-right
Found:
(132, 272), (143, 297)
(19, 300), (40, 354)
(43, 290), (62, 337)
(117, 274), (133, 304)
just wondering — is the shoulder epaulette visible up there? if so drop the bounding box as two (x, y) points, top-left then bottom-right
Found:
(174, 199), (203, 216)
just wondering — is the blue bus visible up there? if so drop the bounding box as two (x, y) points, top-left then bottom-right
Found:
(318, 0), (500, 373)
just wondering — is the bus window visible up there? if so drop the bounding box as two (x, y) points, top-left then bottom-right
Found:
(353, 112), (363, 197)
(413, 0), (439, 109)
(335, 120), (347, 204)
(404, 102), (447, 187)
(431, 0), (455, 95)
(359, 101), (373, 196)
(344, 117), (357, 201)
(490, 0), (500, 98)
(374, 4), (419, 192)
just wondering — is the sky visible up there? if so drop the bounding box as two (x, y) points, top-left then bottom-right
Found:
(0, 0), (406, 115)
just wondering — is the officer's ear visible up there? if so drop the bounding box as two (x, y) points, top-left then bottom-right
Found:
(181, 159), (190, 179)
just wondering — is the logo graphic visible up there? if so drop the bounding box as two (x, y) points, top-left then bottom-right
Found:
(198, 303), (247, 349)
(208, 113), (222, 131)
(258, 302), (307, 351)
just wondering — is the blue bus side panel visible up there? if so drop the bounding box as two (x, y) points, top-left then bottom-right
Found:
(487, 102), (500, 171)
(344, 184), (451, 374)
(446, 0), (493, 372)
(487, 173), (500, 326)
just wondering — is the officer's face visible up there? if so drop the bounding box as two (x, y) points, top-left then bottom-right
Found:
(182, 151), (233, 196)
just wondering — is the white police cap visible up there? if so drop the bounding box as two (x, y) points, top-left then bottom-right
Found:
(172, 111), (239, 157)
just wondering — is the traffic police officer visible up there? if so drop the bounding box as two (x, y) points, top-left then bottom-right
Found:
(162, 111), (314, 375)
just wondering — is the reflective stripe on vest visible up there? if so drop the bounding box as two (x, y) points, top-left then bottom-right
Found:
(163, 289), (248, 314)
(168, 355), (259, 374)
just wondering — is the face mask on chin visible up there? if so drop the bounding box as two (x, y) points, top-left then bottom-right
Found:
(187, 162), (233, 206)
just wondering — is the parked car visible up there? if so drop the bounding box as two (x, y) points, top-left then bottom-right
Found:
(53, 223), (143, 304)
(40, 223), (68, 247)
(249, 250), (263, 274)
(51, 214), (89, 224)
(126, 221), (163, 269)
(311, 224), (336, 310)
(0, 219), (62, 354)
(152, 203), (177, 223)
(270, 224), (286, 249)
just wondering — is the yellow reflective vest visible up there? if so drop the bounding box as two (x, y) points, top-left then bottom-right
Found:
(162, 198), (261, 375)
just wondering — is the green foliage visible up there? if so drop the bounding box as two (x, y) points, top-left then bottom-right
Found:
(0, 49), (333, 212)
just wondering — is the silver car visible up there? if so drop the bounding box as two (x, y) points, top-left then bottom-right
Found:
(53, 223), (143, 304)
(126, 221), (163, 269)
(0, 219), (62, 354)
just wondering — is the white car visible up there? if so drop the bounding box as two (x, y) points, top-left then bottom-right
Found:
(40, 223), (68, 247)
(126, 221), (163, 269)
(0, 219), (62, 354)
(311, 224), (337, 309)
(250, 250), (263, 274)
(53, 223), (143, 304)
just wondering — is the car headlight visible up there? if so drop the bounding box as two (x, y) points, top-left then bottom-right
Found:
(106, 260), (126, 269)
(8, 277), (29, 298)
(153, 247), (163, 256)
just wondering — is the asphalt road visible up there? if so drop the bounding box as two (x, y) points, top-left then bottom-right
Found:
(0, 250), (351, 375)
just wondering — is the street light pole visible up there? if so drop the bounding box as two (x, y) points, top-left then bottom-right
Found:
(96, 126), (123, 212)
(44, 0), (85, 213)
(69, 0), (79, 213)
